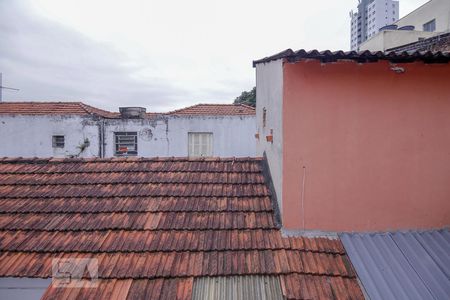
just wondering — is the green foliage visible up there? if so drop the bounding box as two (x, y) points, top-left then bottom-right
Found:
(233, 87), (256, 107)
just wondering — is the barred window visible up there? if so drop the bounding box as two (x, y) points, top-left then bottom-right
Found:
(114, 132), (138, 156)
(52, 135), (65, 148)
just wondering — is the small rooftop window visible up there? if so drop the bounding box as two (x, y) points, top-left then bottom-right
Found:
(52, 135), (65, 148)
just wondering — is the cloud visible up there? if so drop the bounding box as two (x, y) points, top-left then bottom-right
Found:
(1, 0), (428, 112)
(0, 1), (225, 112)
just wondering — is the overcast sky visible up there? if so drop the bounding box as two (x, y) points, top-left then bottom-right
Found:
(0, 0), (429, 112)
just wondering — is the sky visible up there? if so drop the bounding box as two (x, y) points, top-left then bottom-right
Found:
(0, 0), (429, 112)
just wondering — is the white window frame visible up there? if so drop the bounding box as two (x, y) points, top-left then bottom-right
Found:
(188, 132), (213, 157)
(114, 132), (138, 156)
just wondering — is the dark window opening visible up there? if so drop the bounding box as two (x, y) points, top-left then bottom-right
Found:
(262, 107), (267, 128)
(423, 19), (436, 32)
(52, 135), (65, 148)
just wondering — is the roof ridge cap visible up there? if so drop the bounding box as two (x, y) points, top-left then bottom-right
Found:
(78, 102), (117, 118)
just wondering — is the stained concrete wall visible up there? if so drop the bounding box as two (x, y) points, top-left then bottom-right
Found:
(0, 115), (99, 158)
(0, 114), (256, 158)
(103, 116), (169, 158)
(255, 59), (283, 211)
(282, 59), (450, 232)
(103, 115), (256, 157)
(166, 115), (256, 157)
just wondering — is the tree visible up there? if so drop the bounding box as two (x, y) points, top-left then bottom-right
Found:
(233, 87), (256, 107)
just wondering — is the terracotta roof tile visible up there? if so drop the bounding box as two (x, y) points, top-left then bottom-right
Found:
(0, 101), (117, 118)
(0, 157), (362, 299)
(0, 102), (255, 117)
(281, 274), (363, 300)
(168, 104), (255, 116)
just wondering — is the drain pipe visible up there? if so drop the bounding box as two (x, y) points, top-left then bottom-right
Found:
(97, 119), (106, 158)
(301, 166), (306, 230)
(101, 119), (106, 158)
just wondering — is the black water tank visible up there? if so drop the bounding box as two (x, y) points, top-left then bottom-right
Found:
(119, 107), (147, 118)
(379, 24), (398, 31)
(398, 25), (415, 31)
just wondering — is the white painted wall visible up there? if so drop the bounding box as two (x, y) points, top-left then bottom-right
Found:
(103, 117), (169, 158)
(103, 115), (256, 157)
(0, 115), (99, 158)
(360, 29), (436, 51)
(0, 278), (51, 300)
(167, 115), (256, 157)
(0, 114), (256, 158)
(395, 0), (450, 33)
(256, 59), (283, 211)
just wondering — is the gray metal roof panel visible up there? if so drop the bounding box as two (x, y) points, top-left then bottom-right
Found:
(414, 230), (450, 277)
(391, 231), (450, 300)
(340, 229), (450, 300)
(192, 275), (284, 300)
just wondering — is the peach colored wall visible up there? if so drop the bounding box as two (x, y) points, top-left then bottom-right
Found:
(282, 60), (450, 232)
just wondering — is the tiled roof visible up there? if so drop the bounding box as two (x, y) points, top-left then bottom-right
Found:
(0, 101), (117, 118)
(168, 104), (256, 116)
(0, 157), (363, 299)
(253, 49), (450, 66)
(341, 230), (450, 300)
(0, 102), (255, 117)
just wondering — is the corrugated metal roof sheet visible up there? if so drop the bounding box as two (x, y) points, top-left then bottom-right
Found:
(252, 49), (450, 66)
(340, 229), (450, 300)
(192, 276), (283, 300)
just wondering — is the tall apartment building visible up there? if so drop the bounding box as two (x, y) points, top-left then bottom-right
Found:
(350, 0), (399, 50)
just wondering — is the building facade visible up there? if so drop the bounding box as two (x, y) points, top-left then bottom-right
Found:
(361, 0), (450, 51)
(395, 0), (450, 33)
(254, 49), (450, 233)
(387, 31), (450, 52)
(0, 102), (256, 158)
(350, 0), (399, 50)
